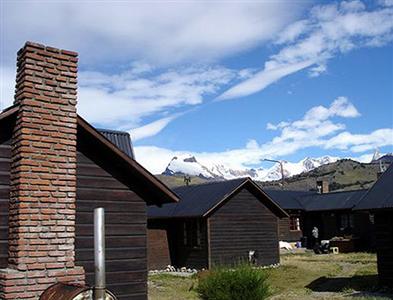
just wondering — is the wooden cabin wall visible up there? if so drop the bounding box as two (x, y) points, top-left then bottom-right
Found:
(76, 151), (148, 300)
(166, 219), (208, 269)
(0, 141), (10, 268)
(375, 211), (393, 287)
(209, 188), (279, 267)
(303, 211), (374, 250)
(146, 223), (171, 270)
(278, 212), (303, 242)
(353, 212), (375, 250)
(304, 211), (346, 241)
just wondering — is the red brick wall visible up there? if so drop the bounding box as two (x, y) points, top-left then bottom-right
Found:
(0, 42), (84, 299)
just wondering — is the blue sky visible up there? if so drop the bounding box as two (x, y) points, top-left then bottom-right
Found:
(1, 0), (392, 173)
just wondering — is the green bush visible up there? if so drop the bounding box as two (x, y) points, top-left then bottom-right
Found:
(196, 264), (270, 300)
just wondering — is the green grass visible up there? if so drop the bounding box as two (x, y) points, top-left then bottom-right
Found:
(148, 273), (199, 300)
(148, 252), (391, 300)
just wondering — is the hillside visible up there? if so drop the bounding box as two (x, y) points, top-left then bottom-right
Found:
(157, 159), (387, 192)
(155, 174), (209, 188)
(260, 159), (382, 192)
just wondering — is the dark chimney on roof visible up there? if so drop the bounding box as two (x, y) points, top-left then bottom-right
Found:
(316, 180), (329, 194)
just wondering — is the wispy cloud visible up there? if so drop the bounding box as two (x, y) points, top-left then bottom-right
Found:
(219, 1), (393, 100)
(130, 115), (178, 142)
(1, 2), (305, 66)
(134, 97), (392, 174)
(217, 59), (315, 101)
(76, 65), (240, 130)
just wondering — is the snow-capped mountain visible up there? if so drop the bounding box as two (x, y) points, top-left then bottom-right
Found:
(162, 155), (339, 181)
(163, 156), (216, 178)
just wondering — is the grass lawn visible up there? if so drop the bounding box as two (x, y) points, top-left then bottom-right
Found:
(148, 252), (392, 300)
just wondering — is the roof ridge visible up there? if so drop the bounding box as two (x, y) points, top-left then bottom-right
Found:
(301, 188), (368, 197)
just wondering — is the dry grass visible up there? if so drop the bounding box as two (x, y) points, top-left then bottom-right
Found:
(148, 252), (392, 300)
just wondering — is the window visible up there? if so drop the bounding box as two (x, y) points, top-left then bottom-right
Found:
(183, 220), (202, 247)
(289, 216), (300, 231)
(340, 214), (354, 230)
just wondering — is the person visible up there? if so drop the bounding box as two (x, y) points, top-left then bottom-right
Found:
(312, 226), (320, 253)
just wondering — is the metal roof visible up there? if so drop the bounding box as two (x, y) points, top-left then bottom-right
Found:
(299, 189), (367, 211)
(264, 188), (368, 212)
(148, 178), (287, 218)
(355, 164), (393, 210)
(148, 178), (246, 218)
(97, 129), (134, 159)
(264, 190), (313, 210)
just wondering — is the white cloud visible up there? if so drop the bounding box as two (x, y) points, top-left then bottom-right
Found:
(266, 121), (290, 130)
(130, 115), (177, 142)
(219, 1), (393, 100)
(0, 67), (16, 110)
(217, 59), (315, 100)
(135, 97), (393, 174)
(246, 139), (259, 149)
(77, 65), (239, 130)
(309, 63), (327, 77)
(325, 129), (393, 152)
(1, 2), (305, 66)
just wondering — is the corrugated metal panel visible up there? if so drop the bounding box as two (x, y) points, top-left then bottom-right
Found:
(97, 129), (134, 159)
(355, 164), (393, 210)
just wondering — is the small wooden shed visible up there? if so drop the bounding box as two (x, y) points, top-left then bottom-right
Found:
(148, 178), (288, 270)
(355, 164), (393, 287)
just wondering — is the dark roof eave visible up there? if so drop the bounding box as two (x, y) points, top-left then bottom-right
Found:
(77, 115), (179, 205)
(0, 105), (179, 206)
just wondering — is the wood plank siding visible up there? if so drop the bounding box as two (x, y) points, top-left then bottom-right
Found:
(147, 229), (171, 270)
(278, 217), (302, 242)
(0, 142), (10, 268)
(75, 152), (148, 300)
(168, 219), (209, 269)
(375, 211), (393, 287)
(209, 188), (279, 267)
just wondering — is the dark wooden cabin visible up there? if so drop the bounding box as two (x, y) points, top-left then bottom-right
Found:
(148, 178), (288, 270)
(266, 189), (374, 250)
(299, 189), (372, 248)
(0, 106), (178, 300)
(355, 164), (393, 288)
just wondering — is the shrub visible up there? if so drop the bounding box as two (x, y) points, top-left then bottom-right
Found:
(196, 264), (270, 300)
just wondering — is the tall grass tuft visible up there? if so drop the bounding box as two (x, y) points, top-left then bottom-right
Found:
(196, 264), (270, 300)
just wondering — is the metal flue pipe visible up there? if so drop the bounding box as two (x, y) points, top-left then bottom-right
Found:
(94, 208), (106, 300)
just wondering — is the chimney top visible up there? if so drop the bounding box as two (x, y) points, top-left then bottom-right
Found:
(316, 180), (329, 194)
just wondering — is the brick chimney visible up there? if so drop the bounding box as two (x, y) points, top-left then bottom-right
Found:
(0, 42), (84, 299)
(316, 180), (329, 194)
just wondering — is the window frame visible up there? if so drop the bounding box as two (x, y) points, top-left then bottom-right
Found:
(183, 219), (202, 248)
(289, 216), (301, 231)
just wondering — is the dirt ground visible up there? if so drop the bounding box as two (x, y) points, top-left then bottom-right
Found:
(148, 252), (393, 300)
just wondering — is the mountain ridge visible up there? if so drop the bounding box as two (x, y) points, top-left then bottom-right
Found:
(162, 154), (340, 181)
